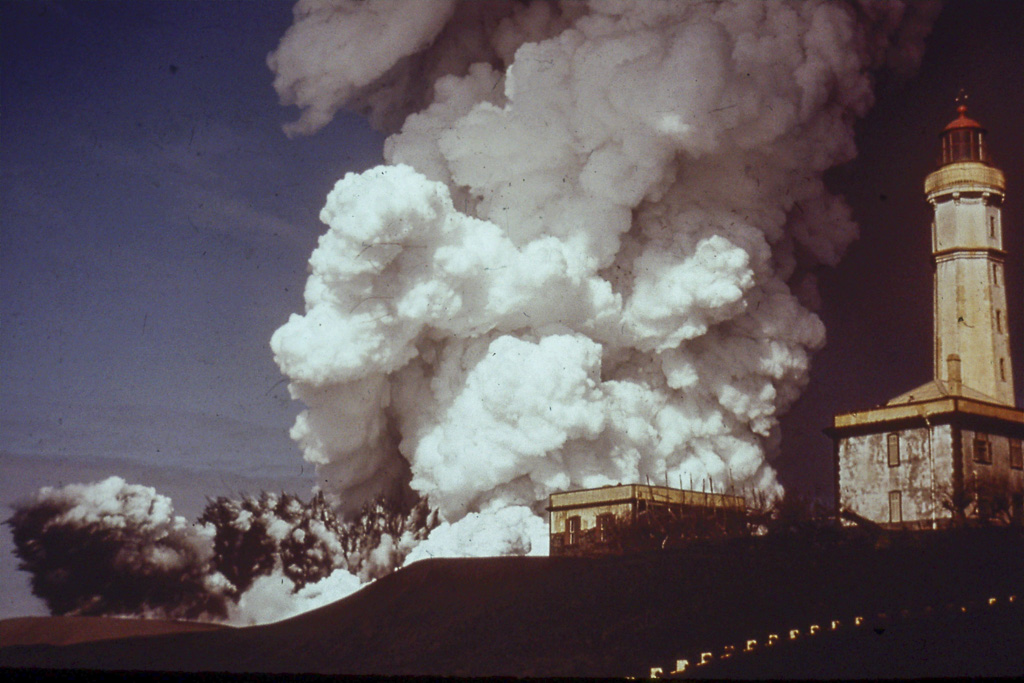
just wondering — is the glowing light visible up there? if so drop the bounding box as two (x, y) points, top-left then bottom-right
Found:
(988, 597), (997, 605)
(789, 629), (800, 640)
(649, 667), (663, 678)
(745, 639), (757, 651)
(767, 634), (779, 646)
(830, 620), (840, 630)
(809, 624), (820, 635)
(674, 659), (689, 673)
(700, 652), (713, 665)
(854, 617), (863, 626)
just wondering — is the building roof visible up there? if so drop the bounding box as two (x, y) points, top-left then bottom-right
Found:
(886, 379), (996, 406)
(942, 104), (984, 132)
(828, 395), (1024, 437)
(548, 484), (745, 511)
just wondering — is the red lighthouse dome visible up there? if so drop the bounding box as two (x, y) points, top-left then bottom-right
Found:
(939, 103), (989, 166)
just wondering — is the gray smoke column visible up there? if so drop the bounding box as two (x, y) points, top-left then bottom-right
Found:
(269, 1), (938, 557)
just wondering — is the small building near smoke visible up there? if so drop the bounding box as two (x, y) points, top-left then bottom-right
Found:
(548, 484), (746, 556)
(828, 102), (1024, 528)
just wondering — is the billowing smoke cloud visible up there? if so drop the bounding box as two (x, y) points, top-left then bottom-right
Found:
(6, 478), (436, 625)
(268, 0), (938, 563)
(6, 477), (230, 621)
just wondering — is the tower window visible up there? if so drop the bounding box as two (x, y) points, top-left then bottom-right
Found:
(1000, 359), (1007, 382)
(887, 433), (901, 467)
(994, 264), (1000, 287)
(996, 310), (1003, 334)
(889, 491), (902, 524)
(1011, 440), (1023, 470)
(990, 216), (996, 237)
(974, 435), (992, 465)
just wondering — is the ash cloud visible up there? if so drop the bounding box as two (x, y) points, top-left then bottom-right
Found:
(6, 478), (435, 625)
(6, 477), (230, 621)
(268, 1), (938, 562)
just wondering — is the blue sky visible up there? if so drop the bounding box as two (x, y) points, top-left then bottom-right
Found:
(0, 0), (385, 616)
(1, 0), (1022, 619)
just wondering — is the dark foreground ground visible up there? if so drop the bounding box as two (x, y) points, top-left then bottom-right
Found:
(1, 527), (1022, 678)
(0, 616), (225, 648)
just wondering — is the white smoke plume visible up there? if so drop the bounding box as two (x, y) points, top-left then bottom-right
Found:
(268, 0), (937, 567)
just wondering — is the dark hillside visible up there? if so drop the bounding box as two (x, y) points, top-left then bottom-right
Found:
(2, 528), (1022, 677)
(681, 599), (1024, 679)
(0, 616), (226, 648)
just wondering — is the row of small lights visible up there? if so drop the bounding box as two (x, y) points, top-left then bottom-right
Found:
(644, 593), (1019, 678)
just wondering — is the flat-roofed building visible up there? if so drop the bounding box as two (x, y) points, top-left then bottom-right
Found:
(548, 484), (746, 556)
(829, 396), (1024, 528)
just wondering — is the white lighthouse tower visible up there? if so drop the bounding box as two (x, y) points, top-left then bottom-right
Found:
(829, 101), (1023, 528)
(926, 102), (1014, 405)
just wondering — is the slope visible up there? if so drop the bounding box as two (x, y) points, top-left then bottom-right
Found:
(1, 528), (1022, 677)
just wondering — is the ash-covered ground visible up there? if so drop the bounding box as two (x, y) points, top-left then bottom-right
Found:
(2, 527), (1021, 678)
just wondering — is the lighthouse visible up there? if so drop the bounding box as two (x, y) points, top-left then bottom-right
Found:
(926, 103), (1014, 405)
(828, 102), (1023, 528)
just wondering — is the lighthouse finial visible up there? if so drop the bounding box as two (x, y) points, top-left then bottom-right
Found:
(955, 89), (968, 115)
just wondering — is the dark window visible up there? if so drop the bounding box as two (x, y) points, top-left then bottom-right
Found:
(597, 513), (614, 542)
(990, 216), (996, 237)
(887, 433), (900, 467)
(996, 310), (1003, 334)
(1011, 440), (1023, 470)
(566, 516), (581, 546)
(1000, 359), (1006, 382)
(994, 263), (1001, 287)
(637, 499), (647, 513)
(889, 491), (902, 524)
(974, 436), (992, 464)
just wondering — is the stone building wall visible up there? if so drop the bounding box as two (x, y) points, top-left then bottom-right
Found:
(959, 428), (1024, 519)
(838, 424), (954, 527)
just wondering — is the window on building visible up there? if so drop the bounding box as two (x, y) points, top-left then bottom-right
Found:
(993, 263), (1001, 286)
(566, 516), (581, 546)
(889, 491), (902, 524)
(597, 513), (615, 542)
(996, 310), (1003, 334)
(990, 215), (996, 237)
(887, 433), (900, 467)
(974, 436), (992, 465)
(1000, 359), (1007, 382)
(1011, 439), (1023, 470)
